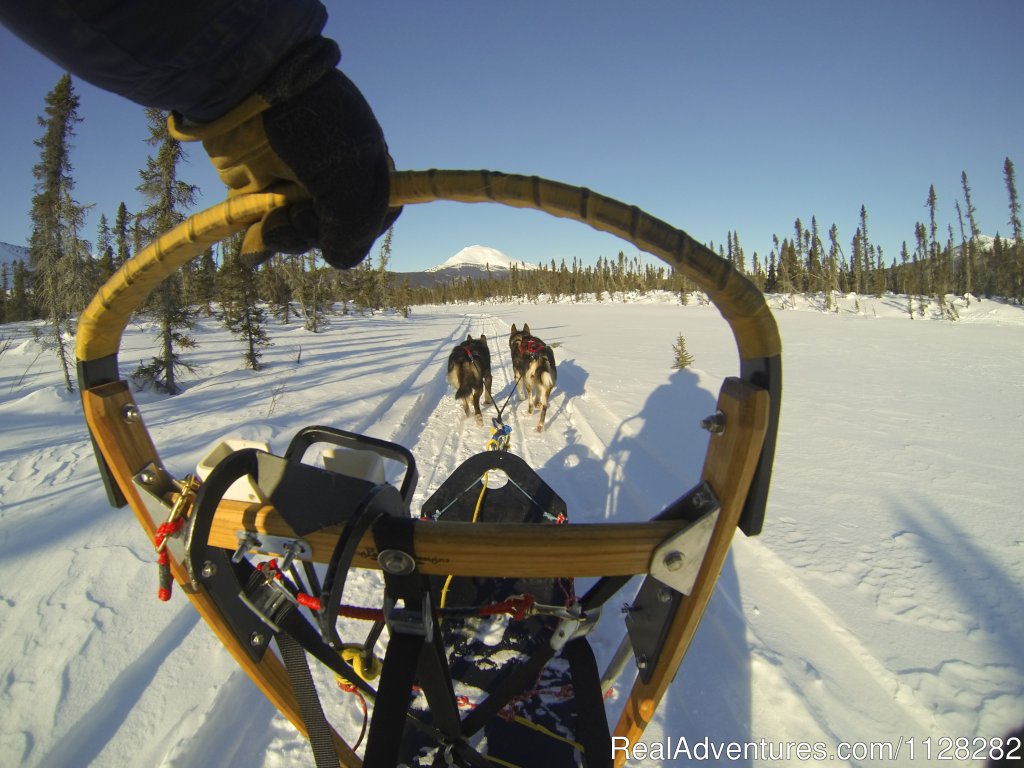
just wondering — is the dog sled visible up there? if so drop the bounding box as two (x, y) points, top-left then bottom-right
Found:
(76, 170), (781, 767)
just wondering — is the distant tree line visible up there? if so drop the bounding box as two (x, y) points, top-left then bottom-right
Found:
(404, 164), (1024, 308)
(2, 75), (1022, 394)
(403, 252), (697, 305)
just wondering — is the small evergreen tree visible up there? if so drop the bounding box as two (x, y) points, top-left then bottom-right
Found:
(260, 254), (294, 323)
(218, 235), (272, 369)
(960, 171), (979, 298)
(288, 252), (329, 331)
(8, 261), (31, 322)
(671, 332), (694, 369)
(0, 264), (8, 323)
(95, 214), (115, 287)
(187, 247), (218, 316)
(133, 107), (198, 394)
(113, 202), (132, 268)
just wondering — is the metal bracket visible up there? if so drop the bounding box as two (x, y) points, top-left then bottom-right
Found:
(550, 604), (602, 652)
(132, 462), (189, 564)
(233, 531), (312, 568)
(648, 507), (720, 595)
(624, 484), (723, 684)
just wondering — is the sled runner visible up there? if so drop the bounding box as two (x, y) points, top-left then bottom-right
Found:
(76, 170), (781, 767)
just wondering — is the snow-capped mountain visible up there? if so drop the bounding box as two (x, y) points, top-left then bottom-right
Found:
(425, 245), (536, 273)
(0, 240), (29, 267)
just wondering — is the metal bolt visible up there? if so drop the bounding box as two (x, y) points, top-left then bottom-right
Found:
(636, 654), (649, 670)
(200, 561), (217, 579)
(121, 404), (141, 423)
(663, 551), (685, 572)
(138, 469), (157, 486)
(250, 632), (265, 648)
(657, 587), (675, 604)
(700, 410), (726, 434)
(377, 549), (416, 575)
(691, 489), (710, 508)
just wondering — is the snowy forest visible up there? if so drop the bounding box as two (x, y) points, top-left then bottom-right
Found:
(3, 75), (1024, 393)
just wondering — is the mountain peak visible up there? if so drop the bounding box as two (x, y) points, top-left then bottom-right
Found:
(426, 245), (535, 273)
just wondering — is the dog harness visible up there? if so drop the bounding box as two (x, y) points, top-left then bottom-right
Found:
(517, 337), (546, 357)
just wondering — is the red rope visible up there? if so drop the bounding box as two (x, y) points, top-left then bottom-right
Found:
(154, 518), (185, 601)
(479, 593), (536, 621)
(336, 680), (369, 751)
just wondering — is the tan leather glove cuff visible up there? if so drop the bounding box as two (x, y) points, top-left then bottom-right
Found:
(167, 95), (305, 199)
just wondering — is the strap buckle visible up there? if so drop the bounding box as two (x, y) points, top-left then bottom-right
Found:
(384, 593), (434, 642)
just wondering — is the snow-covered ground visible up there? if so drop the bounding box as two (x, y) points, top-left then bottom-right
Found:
(1, 290), (1022, 767)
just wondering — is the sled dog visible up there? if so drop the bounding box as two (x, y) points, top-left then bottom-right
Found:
(447, 334), (493, 423)
(509, 323), (557, 432)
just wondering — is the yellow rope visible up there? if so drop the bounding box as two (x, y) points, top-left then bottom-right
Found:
(484, 755), (521, 768)
(510, 714), (584, 752)
(479, 715), (585, 768)
(439, 471), (488, 608)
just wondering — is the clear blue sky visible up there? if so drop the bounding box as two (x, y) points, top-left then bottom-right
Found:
(2, 1), (1022, 273)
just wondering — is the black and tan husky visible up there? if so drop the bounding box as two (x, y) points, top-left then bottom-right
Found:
(509, 323), (557, 432)
(447, 334), (493, 423)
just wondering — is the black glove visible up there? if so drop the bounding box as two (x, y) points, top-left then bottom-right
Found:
(168, 39), (400, 268)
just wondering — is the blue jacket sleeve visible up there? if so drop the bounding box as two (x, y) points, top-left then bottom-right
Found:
(0, 0), (328, 121)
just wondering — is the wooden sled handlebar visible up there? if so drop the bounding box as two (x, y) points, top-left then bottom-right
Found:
(76, 170), (781, 766)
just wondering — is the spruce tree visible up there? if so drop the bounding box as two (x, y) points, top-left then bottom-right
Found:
(0, 265), (8, 323)
(825, 223), (841, 304)
(95, 214), (115, 287)
(671, 332), (694, 369)
(1005, 158), (1022, 243)
(261, 255), (294, 323)
(113, 202), (131, 268)
(1004, 158), (1023, 302)
(288, 252), (328, 331)
(806, 216), (823, 294)
(925, 185), (940, 268)
(365, 225), (394, 312)
(792, 219), (805, 290)
(8, 261), (31, 322)
(850, 229), (863, 294)
(218, 235), (272, 369)
(133, 107), (198, 395)
(29, 74), (89, 392)
(188, 247), (218, 316)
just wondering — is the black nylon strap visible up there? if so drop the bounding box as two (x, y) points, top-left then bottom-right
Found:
(564, 638), (612, 768)
(318, 487), (392, 647)
(277, 632), (340, 768)
(362, 631), (425, 767)
(363, 515), (464, 763)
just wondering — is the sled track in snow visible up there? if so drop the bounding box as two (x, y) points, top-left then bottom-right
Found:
(396, 312), (689, 524)
(346, 316), (474, 444)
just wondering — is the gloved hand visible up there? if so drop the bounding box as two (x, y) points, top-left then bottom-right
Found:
(168, 39), (400, 269)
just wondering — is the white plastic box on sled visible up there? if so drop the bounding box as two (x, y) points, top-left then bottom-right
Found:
(196, 438), (272, 503)
(323, 447), (386, 484)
